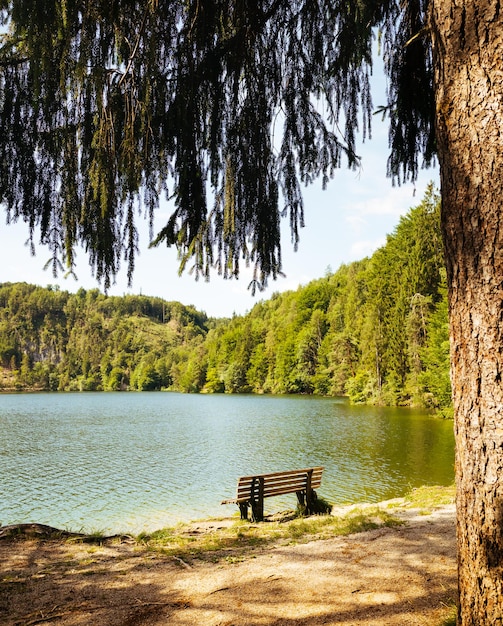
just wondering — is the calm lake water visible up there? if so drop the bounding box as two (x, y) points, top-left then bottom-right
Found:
(0, 392), (454, 534)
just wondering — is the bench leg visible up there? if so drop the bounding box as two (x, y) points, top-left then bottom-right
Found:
(305, 469), (315, 514)
(296, 489), (318, 515)
(250, 476), (265, 522)
(296, 491), (306, 506)
(296, 490), (307, 515)
(250, 498), (264, 522)
(239, 503), (249, 520)
(306, 489), (318, 515)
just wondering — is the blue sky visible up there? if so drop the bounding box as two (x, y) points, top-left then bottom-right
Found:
(0, 60), (439, 318)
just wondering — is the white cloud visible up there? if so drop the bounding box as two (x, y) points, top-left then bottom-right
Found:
(345, 214), (368, 233)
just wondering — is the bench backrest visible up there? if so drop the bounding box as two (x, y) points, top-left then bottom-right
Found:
(234, 467), (323, 502)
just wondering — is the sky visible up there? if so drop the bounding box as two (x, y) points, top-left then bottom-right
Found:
(0, 63), (439, 319)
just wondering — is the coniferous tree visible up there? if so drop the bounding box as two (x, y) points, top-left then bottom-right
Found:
(1, 2), (502, 621)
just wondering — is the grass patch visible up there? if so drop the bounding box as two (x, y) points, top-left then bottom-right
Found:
(402, 484), (455, 513)
(296, 496), (333, 517)
(137, 521), (276, 560)
(135, 484), (456, 564)
(438, 605), (457, 625)
(136, 507), (403, 563)
(286, 507), (402, 541)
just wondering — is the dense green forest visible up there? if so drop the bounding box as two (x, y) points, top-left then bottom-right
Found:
(0, 186), (451, 414)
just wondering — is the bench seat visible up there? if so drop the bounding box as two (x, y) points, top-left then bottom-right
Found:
(222, 466), (324, 521)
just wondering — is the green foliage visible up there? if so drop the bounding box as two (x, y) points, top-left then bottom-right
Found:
(0, 282), (211, 392)
(185, 186), (450, 411)
(0, 188), (452, 412)
(439, 612), (457, 626)
(296, 496), (333, 518)
(137, 506), (403, 562)
(403, 484), (456, 512)
(345, 371), (378, 405)
(0, 1), (432, 292)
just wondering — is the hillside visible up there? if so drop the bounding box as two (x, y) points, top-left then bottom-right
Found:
(0, 186), (451, 412)
(0, 284), (214, 392)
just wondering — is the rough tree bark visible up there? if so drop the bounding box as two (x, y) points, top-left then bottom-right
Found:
(430, 1), (503, 623)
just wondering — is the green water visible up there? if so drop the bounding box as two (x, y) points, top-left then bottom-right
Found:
(0, 392), (454, 533)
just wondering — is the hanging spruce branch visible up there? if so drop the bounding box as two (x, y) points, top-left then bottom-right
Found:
(0, 1), (434, 290)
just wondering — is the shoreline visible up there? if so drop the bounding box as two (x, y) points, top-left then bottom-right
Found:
(0, 484), (456, 542)
(0, 491), (457, 626)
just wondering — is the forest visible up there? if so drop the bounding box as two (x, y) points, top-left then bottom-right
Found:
(0, 186), (451, 415)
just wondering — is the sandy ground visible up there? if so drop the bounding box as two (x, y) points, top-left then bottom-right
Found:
(0, 503), (457, 626)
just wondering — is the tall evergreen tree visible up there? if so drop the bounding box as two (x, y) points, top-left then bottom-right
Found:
(1, 2), (501, 622)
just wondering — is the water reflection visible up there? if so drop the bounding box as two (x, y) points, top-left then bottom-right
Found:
(0, 393), (454, 533)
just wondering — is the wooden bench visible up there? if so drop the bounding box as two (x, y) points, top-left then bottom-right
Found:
(221, 467), (324, 521)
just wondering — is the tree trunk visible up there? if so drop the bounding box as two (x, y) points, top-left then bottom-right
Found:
(430, 1), (503, 623)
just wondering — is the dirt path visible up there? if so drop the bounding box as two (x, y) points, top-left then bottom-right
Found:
(0, 504), (456, 626)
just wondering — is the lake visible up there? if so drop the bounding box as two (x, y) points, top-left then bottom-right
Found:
(0, 392), (454, 534)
